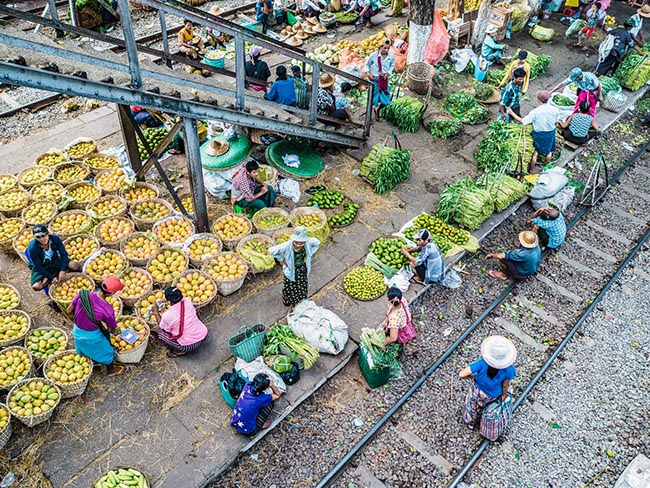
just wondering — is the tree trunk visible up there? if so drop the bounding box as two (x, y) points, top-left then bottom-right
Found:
(407, 0), (435, 64)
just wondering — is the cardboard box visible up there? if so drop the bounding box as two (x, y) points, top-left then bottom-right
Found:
(487, 20), (508, 41)
(488, 6), (512, 26)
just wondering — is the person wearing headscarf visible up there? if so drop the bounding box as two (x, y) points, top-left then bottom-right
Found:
(486, 231), (541, 281)
(67, 276), (128, 376)
(595, 20), (643, 76)
(401, 229), (445, 285)
(269, 227), (320, 307)
(459, 335), (517, 429)
(245, 46), (271, 92)
(230, 373), (282, 435)
(152, 286), (208, 358)
(266, 65), (297, 106)
(499, 67), (526, 122)
(27, 223), (81, 293)
(364, 39), (395, 116)
(498, 50), (530, 94)
(550, 67), (602, 117)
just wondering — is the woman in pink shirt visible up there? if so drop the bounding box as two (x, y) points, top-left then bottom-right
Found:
(152, 287), (208, 358)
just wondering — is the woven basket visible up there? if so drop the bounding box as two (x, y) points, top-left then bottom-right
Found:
(171, 192), (194, 214)
(53, 162), (91, 186)
(105, 294), (123, 318)
(0, 404), (12, 450)
(0, 283), (21, 311)
(236, 234), (276, 274)
(86, 195), (129, 222)
(183, 233), (222, 268)
(251, 207), (289, 237)
(35, 150), (69, 168)
(212, 214), (252, 250)
(83, 153), (121, 176)
(228, 324), (267, 362)
(130, 198), (174, 231)
(152, 215), (195, 248)
(172, 269), (218, 309)
(272, 228), (292, 245)
(50, 209), (94, 239)
(0, 174), (17, 193)
(82, 248), (129, 284)
(113, 317), (150, 364)
(17, 166), (52, 189)
(7, 378), (62, 427)
(94, 168), (131, 195)
(94, 216), (135, 249)
(0, 346), (34, 391)
(407, 62), (433, 95)
(63, 233), (100, 266)
(202, 252), (248, 296)
(12, 227), (32, 263)
(115, 267), (154, 308)
(289, 207), (329, 243)
(120, 182), (160, 206)
(602, 91), (627, 113)
(259, 164), (279, 190)
(43, 350), (93, 399)
(0, 309), (32, 348)
(319, 14), (336, 27)
(21, 199), (58, 227)
(25, 326), (69, 365)
(29, 181), (65, 205)
(0, 218), (26, 253)
(134, 290), (167, 329)
(120, 231), (160, 267)
(66, 181), (102, 210)
(48, 272), (95, 313)
(146, 246), (189, 287)
(65, 138), (97, 160)
(0, 188), (31, 217)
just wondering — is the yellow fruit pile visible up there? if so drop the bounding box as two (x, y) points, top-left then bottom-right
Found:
(22, 200), (58, 226)
(0, 219), (24, 242)
(464, 0), (480, 11)
(96, 217), (134, 243)
(122, 234), (159, 262)
(275, 231), (291, 244)
(122, 185), (158, 205)
(116, 269), (152, 300)
(87, 197), (127, 220)
(64, 234), (99, 261)
(54, 164), (87, 185)
(204, 252), (247, 281)
(293, 213), (322, 227)
(85, 155), (120, 170)
(0, 311), (29, 343)
(132, 200), (171, 221)
(67, 182), (101, 204)
(0, 406), (8, 431)
(174, 271), (216, 305)
(50, 211), (92, 235)
(111, 316), (147, 350)
(257, 214), (287, 229)
(0, 347), (31, 387)
(135, 290), (166, 321)
(0, 188), (30, 212)
(0, 285), (20, 310)
(357, 31), (387, 57)
(174, 195), (194, 213)
(13, 227), (32, 255)
(8, 379), (60, 417)
(147, 248), (187, 283)
(105, 294), (122, 316)
(187, 237), (221, 262)
(84, 250), (127, 281)
(45, 353), (91, 384)
(25, 328), (67, 359)
(30, 182), (64, 202)
(67, 141), (96, 159)
(95, 169), (127, 192)
(155, 216), (193, 245)
(37, 152), (67, 167)
(0, 175), (16, 193)
(213, 215), (250, 241)
(18, 166), (51, 186)
(51, 275), (94, 302)
(336, 39), (362, 56)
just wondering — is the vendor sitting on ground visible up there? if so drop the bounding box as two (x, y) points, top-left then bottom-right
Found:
(558, 101), (600, 145)
(507, 90), (560, 173)
(401, 229), (445, 285)
(526, 206), (567, 251)
(231, 161), (277, 212)
(382, 287), (415, 349)
(486, 231), (541, 281)
(266, 66), (297, 106)
(317, 73), (350, 121)
(275, 0), (299, 24)
(178, 19), (205, 59)
(301, 0), (325, 17)
(498, 50), (530, 94)
(499, 68), (526, 123)
(256, 0), (274, 31)
(334, 82), (354, 122)
(27, 224), (81, 293)
(549, 67), (602, 117)
(231, 373), (282, 436)
(151, 287), (208, 358)
(245, 47), (271, 92)
(348, 0), (379, 27)
(481, 25), (507, 65)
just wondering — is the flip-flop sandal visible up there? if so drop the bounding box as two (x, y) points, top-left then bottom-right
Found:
(108, 365), (129, 377)
(166, 350), (186, 358)
(488, 270), (507, 281)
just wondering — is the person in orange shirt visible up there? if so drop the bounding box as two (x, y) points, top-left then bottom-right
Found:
(177, 19), (205, 59)
(498, 50), (531, 95)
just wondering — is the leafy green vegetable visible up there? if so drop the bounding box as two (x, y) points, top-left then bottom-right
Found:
(446, 92), (477, 113)
(599, 76), (621, 99)
(474, 121), (534, 173)
(474, 83), (494, 101)
(436, 178), (494, 230)
(429, 119), (463, 139)
(262, 324), (320, 369)
(360, 328), (401, 369)
(380, 96), (424, 133)
(476, 173), (528, 212)
(360, 143), (411, 194)
(551, 94), (574, 107)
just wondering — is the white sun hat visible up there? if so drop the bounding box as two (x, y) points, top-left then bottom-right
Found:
(481, 335), (517, 369)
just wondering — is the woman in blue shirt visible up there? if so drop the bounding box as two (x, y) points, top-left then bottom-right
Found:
(459, 335), (517, 429)
(230, 373), (281, 435)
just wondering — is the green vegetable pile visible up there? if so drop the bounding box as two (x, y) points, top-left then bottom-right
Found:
(474, 83), (494, 101)
(334, 11), (358, 23)
(380, 97), (424, 133)
(462, 104), (491, 124)
(637, 96), (650, 113)
(436, 178), (495, 230)
(446, 92), (490, 124)
(429, 119), (463, 139)
(137, 127), (169, 160)
(328, 202), (359, 227)
(360, 327), (401, 369)
(364, 253), (397, 278)
(477, 173), (528, 212)
(486, 68), (506, 87)
(403, 226), (450, 254)
(359, 144), (411, 195)
(262, 324), (320, 369)
(307, 189), (344, 209)
(369, 237), (411, 269)
(599, 76), (621, 99)
(474, 121), (534, 173)
(343, 266), (387, 300)
(347, 88), (368, 107)
(614, 43), (650, 91)
(446, 92), (477, 112)
(411, 213), (469, 245)
(551, 94), (574, 107)
(486, 51), (550, 87)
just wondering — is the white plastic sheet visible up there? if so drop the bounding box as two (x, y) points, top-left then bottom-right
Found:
(235, 356), (287, 393)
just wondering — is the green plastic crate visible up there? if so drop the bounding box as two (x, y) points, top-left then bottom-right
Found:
(358, 345), (390, 389)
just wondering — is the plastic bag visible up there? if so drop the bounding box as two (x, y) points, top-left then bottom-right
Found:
(450, 48), (477, 73)
(235, 356), (287, 393)
(279, 362), (300, 385)
(565, 19), (586, 39)
(202, 163), (245, 199)
(338, 49), (365, 72)
(442, 268), (463, 289)
(390, 46), (407, 73)
(278, 178), (301, 202)
(384, 271), (410, 292)
(529, 167), (568, 200)
(287, 300), (349, 355)
(220, 368), (246, 400)
(424, 9), (450, 65)
(548, 186), (575, 212)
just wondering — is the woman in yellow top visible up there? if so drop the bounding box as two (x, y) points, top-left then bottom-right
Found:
(178, 19), (205, 60)
(498, 50), (530, 95)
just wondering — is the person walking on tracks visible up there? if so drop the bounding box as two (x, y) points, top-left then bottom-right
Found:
(526, 206), (567, 251)
(459, 335), (517, 429)
(486, 231), (541, 281)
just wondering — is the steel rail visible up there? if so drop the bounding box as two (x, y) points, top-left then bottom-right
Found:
(316, 141), (650, 488)
(0, 0), (67, 21)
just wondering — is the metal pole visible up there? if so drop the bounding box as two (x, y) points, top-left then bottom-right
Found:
(159, 9), (172, 69)
(116, 0), (142, 89)
(67, 0), (77, 26)
(234, 35), (245, 111)
(309, 64), (320, 126)
(117, 104), (143, 175)
(183, 118), (210, 232)
(46, 0), (65, 37)
(364, 85), (374, 137)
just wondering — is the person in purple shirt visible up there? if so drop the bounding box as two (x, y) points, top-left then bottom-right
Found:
(230, 373), (281, 435)
(67, 276), (129, 376)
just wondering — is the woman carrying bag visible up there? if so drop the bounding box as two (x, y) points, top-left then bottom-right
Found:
(382, 287), (416, 350)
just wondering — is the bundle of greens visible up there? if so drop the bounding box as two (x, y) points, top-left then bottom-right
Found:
(429, 119), (463, 139)
(486, 69), (506, 87)
(360, 327), (401, 369)
(446, 92), (477, 113)
(477, 173), (528, 212)
(474, 121), (534, 173)
(436, 178), (495, 230)
(599, 76), (621, 99)
(474, 83), (494, 101)
(614, 44), (650, 91)
(551, 94), (574, 107)
(262, 324), (320, 369)
(380, 97), (424, 133)
(359, 143), (411, 194)
(463, 104), (491, 124)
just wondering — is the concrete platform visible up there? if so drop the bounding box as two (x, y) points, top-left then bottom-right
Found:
(614, 454), (650, 488)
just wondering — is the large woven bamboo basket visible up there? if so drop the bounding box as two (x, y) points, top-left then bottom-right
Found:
(17, 166), (52, 189)
(29, 181), (65, 205)
(202, 252), (248, 296)
(172, 269), (218, 309)
(119, 182), (160, 206)
(130, 198), (174, 231)
(152, 215), (195, 248)
(258, 164), (279, 190)
(43, 350), (93, 399)
(115, 267), (154, 309)
(94, 216), (136, 249)
(236, 233), (276, 274)
(82, 248), (129, 284)
(120, 231), (160, 267)
(24, 326), (69, 366)
(0, 346), (34, 391)
(0, 309), (32, 348)
(65, 138), (97, 160)
(49, 209), (94, 240)
(407, 62), (433, 96)
(0, 218), (26, 253)
(94, 168), (131, 195)
(35, 150), (69, 168)
(212, 214), (252, 251)
(289, 207), (329, 243)
(53, 162), (91, 186)
(251, 207), (290, 237)
(7, 377), (62, 427)
(0, 174), (17, 193)
(63, 233), (100, 266)
(83, 152), (121, 176)
(113, 317), (150, 364)
(48, 272), (95, 313)
(134, 289), (167, 330)
(146, 245), (189, 288)
(0, 404), (12, 450)
(66, 181), (102, 210)
(86, 195), (129, 222)
(21, 199), (58, 227)
(12, 227), (32, 264)
(170, 191), (194, 214)
(0, 187), (31, 217)
(0, 283), (21, 312)
(183, 233), (222, 268)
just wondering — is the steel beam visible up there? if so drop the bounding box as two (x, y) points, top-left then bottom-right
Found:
(183, 118), (210, 232)
(158, 9), (173, 69)
(117, 0), (142, 89)
(117, 104), (143, 175)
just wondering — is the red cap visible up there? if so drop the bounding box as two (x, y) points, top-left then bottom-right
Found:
(101, 276), (124, 293)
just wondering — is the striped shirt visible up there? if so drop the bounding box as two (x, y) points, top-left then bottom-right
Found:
(500, 81), (521, 109)
(569, 113), (593, 138)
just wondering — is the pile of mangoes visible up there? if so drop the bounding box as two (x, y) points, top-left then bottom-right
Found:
(155, 216), (193, 245)
(25, 328), (67, 360)
(95, 169), (128, 193)
(8, 379), (60, 417)
(64, 234), (99, 261)
(50, 211), (92, 235)
(84, 250), (128, 281)
(147, 248), (188, 283)
(45, 352), (91, 384)
(50, 275), (94, 302)
(0, 347), (32, 387)
(174, 271), (216, 305)
(213, 215), (250, 241)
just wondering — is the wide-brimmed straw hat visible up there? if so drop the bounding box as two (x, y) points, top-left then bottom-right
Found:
(305, 16), (319, 25)
(481, 335), (517, 369)
(313, 23), (327, 33)
(292, 22), (304, 31)
(303, 26), (316, 35)
(518, 230), (538, 248)
(290, 226), (309, 243)
(638, 5), (650, 18)
(285, 36), (303, 47)
(205, 139), (229, 157)
(295, 31), (309, 39)
(319, 72), (335, 88)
